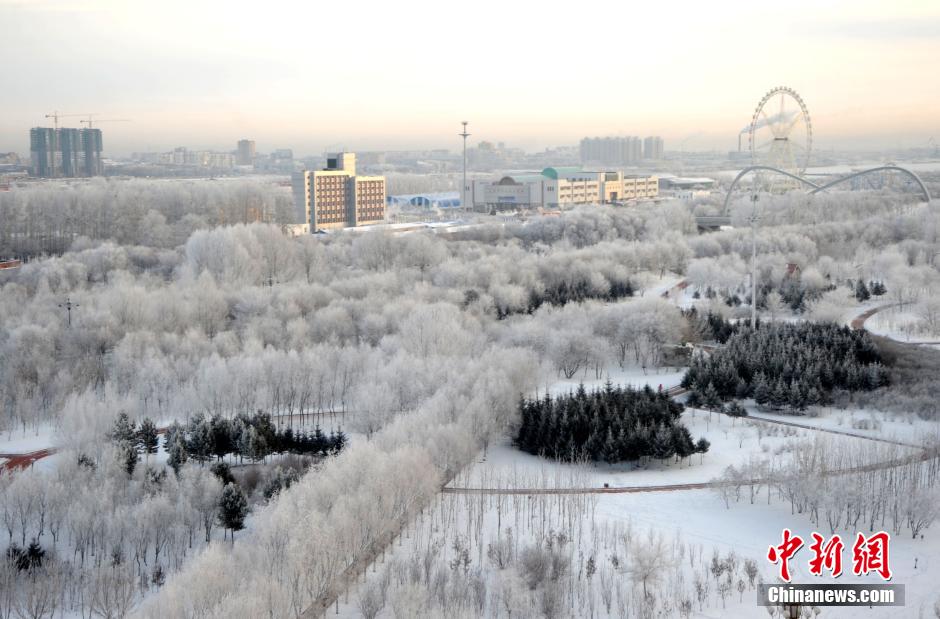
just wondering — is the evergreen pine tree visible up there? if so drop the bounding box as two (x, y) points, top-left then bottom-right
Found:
(210, 461), (235, 485)
(602, 428), (619, 465)
(209, 414), (233, 460)
(168, 434), (188, 477)
(121, 442), (138, 476)
(330, 429), (347, 454)
(770, 379), (788, 410)
(218, 483), (249, 542)
(187, 415), (213, 464)
(787, 380), (804, 412)
(651, 425), (675, 461)
(753, 373), (770, 406)
(110, 412), (136, 444)
(702, 382), (721, 411)
(695, 437), (711, 463)
(137, 418), (159, 456)
(247, 427), (269, 462)
(854, 279), (871, 302)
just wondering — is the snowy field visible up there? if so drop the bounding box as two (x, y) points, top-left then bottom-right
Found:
(866, 307), (940, 347)
(543, 365), (686, 399)
(449, 406), (891, 490)
(335, 366), (940, 618)
(340, 461), (940, 619)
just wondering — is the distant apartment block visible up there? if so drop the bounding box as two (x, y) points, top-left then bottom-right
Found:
(464, 167), (658, 210)
(130, 147), (235, 169)
(580, 136), (664, 166)
(236, 139), (256, 165)
(30, 127), (103, 178)
(643, 136), (664, 160)
(292, 153), (386, 231)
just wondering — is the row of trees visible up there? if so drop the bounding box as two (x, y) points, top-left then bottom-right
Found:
(0, 447), (252, 619)
(0, 215), (696, 435)
(106, 410), (346, 476)
(490, 277), (635, 319)
(683, 322), (888, 411)
(0, 177), (294, 257)
(515, 383), (709, 464)
(714, 435), (940, 540)
(342, 463), (766, 618)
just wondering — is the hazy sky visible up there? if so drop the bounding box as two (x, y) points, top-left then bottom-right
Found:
(1, 0), (938, 156)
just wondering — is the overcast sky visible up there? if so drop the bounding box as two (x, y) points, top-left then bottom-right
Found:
(1, 0), (938, 156)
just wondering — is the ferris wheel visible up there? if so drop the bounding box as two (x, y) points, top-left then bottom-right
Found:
(749, 86), (813, 178)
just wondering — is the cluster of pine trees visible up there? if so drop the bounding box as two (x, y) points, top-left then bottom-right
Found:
(528, 279), (635, 313)
(683, 308), (739, 343)
(486, 278), (635, 319)
(854, 279), (887, 302)
(515, 383), (709, 464)
(108, 411), (346, 475)
(682, 322), (888, 412)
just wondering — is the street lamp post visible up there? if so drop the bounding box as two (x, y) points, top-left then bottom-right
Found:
(459, 121), (470, 212)
(58, 297), (79, 327)
(750, 192), (760, 329)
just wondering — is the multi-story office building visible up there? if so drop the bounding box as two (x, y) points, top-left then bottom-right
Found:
(464, 167), (658, 210)
(29, 127), (103, 178)
(236, 139), (256, 165)
(580, 135), (664, 166)
(292, 153), (386, 231)
(643, 136), (664, 160)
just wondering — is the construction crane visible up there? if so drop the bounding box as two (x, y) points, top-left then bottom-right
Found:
(79, 114), (130, 129)
(44, 111), (94, 130)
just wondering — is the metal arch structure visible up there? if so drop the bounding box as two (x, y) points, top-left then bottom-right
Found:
(721, 165), (932, 214)
(809, 165), (932, 201)
(721, 166), (819, 213)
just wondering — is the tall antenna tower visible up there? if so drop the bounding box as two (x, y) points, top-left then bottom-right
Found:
(459, 121), (470, 211)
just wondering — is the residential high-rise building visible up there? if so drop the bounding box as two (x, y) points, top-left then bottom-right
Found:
(580, 135), (662, 166)
(643, 136), (664, 160)
(236, 139), (256, 165)
(30, 128), (55, 177)
(29, 127), (103, 178)
(292, 153), (386, 231)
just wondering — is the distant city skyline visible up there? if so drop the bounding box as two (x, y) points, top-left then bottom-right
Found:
(2, 0), (938, 156)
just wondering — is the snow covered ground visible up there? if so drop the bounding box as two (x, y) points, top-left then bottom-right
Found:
(451, 407), (878, 490)
(542, 364), (686, 399)
(744, 403), (940, 447)
(866, 307), (940, 347)
(335, 362), (940, 618)
(0, 424), (58, 454)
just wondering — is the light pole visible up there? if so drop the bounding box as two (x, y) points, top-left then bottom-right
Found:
(459, 121), (470, 212)
(58, 297), (79, 327)
(750, 192), (760, 329)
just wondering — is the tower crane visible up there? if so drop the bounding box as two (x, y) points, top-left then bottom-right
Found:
(79, 115), (130, 129)
(44, 111), (94, 130)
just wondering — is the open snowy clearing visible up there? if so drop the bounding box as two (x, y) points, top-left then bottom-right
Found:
(866, 307), (940, 347)
(542, 365), (686, 399)
(0, 424), (58, 454)
(448, 406), (891, 490)
(341, 466), (940, 619)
